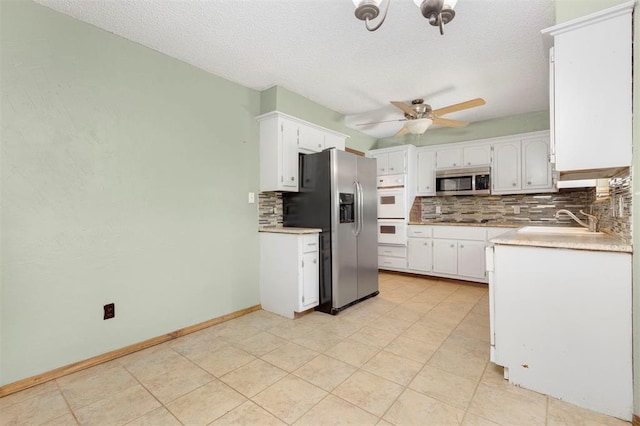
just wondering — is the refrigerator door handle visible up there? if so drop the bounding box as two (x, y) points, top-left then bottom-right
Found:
(355, 180), (364, 237)
(352, 180), (360, 236)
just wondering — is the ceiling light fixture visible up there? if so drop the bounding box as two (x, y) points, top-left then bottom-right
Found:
(353, 0), (457, 34)
(405, 118), (433, 135)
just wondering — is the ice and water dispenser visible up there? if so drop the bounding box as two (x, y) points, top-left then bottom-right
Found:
(339, 193), (354, 223)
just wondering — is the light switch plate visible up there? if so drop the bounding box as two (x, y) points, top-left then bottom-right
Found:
(248, 192), (255, 204)
(435, 206), (442, 214)
(513, 206), (521, 214)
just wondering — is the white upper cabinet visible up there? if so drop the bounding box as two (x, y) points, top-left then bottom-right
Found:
(416, 148), (436, 196)
(297, 123), (325, 153)
(493, 132), (554, 195)
(324, 133), (346, 151)
(463, 144), (491, 167)
(542, 3), (632, 175)
(492, 141), (521, 193)
(522, 136), (552, 190)
(257, 111), (348, 192)
(368, 147), (409, 176)
(436, 147), (462, 169)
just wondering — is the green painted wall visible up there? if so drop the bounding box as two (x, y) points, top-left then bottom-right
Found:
(1, 1), (261, 385)
(556, 0), (639, 416)
(375, 110), (550, 149)
(260, 85), (378, 152)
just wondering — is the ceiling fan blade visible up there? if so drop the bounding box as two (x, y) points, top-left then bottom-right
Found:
(432, 117), (468, 128)
(394, 126), (409, 137)
(390, 101), (417, 118)
(432, 98), (486, 116)
(356, 118), (407, 126)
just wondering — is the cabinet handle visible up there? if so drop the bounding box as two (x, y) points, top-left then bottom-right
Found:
(384, 250), (391, 254)
(460, 245), (464, 249)
(512, 182), (516, 187)
(527, 181), (532, 185)
(318, 144), (322, 148)
(453, 163), (457, 167)
(390, 168), (394, 171)
(424, 242), (428, 246)
(291, 176), (295, 181)
(450, 244), (455, 248)
(313, 259), (317, 264)
(467, 162), (471, 166)
(426, 186), (430, 189)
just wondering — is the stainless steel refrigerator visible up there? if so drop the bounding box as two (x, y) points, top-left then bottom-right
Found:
(283, 148), (378, 314)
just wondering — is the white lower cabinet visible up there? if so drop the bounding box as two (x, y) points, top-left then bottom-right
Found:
(433, 239), (458, 275)
(407, 226), (433, 272)
(260, 231), (319, 318)
(457, 241), (486, 279)
(489, 244), (632, 420)
(407, 225), (509, 283)
(378, 245), (407, 271)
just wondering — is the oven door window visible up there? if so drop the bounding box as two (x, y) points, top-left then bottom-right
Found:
(380, 195), (397, 205)
(379, 225), (397, 234)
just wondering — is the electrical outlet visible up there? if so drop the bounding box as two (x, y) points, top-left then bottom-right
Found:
(104, 303), (115, 320)
(513, 206), (521, 214)
(435, 206), (442, 214)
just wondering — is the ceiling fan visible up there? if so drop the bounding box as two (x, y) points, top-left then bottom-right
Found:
(358, 97), (486, 137)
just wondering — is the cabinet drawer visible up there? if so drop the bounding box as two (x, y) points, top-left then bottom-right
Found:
(433, 226), (486, 241)
(378, 256), (406, 269)
(408, 226), (432, 238)
(378, 245), (407, 258)
(302, 234), (319, 252)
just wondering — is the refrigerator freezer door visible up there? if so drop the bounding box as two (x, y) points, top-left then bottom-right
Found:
(356, 155), (379, 299)
(331, 150), (359, 309)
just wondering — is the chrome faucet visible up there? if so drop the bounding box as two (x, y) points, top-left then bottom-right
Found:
(555, 209), (598, 232)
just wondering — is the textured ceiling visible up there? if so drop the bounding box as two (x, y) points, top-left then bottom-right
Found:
(35, 0), (556, 139)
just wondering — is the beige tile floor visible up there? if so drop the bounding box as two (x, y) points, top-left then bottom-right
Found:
(0, 272), (630, 425)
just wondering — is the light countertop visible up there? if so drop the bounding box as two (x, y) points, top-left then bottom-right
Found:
(259, 227), (322, 235)
(408, 221), (520, 228)
(490, 228), (632, 253)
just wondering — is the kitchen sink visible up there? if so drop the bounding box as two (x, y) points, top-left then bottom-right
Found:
(517, 226), (604, 236)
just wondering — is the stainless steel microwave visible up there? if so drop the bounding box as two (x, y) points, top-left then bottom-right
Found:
(435, 167), (491, 196)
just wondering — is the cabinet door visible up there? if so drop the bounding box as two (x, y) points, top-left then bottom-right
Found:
(436, 148), (462, 169)
(553, 10), (632, 171)
(522, 137), (552, 191)
(492, 141), (521, 193)
(387, 150), (406, 174)
(300, 251), (319, 310)
(416, 150), (436, 196)
(463, 144), (491, 167)
(457, 241), (486, 279)
(297, 123), (325, 153)
(371, 153), (388, 175)
(281, 119), (299, 189)
(324, 133), (346, 150)
(433, 239), (458, 275)
(408, 238), (432, 272)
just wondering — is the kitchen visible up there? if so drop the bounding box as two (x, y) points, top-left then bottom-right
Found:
(1, 0), (639, 425)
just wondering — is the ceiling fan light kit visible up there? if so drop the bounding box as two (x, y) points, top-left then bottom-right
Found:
(353, 0), (457, 34)
(405, 118), (433, 135)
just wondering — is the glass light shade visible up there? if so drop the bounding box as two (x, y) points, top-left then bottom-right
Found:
(444, 0), (457, 9)
(406, 118), (433, 135)
(353, 0), (381, 7)
(413, 0), (457, 9)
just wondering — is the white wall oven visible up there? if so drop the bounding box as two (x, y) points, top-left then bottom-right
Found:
(377, 174), (406, 219)
(377, 220), (407, 245)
